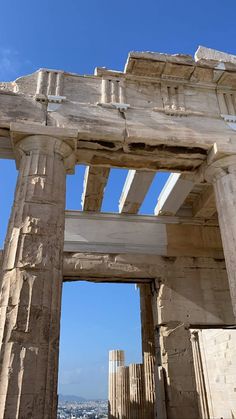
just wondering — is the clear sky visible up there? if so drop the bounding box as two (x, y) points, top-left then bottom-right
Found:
(0, 0), (236, 400)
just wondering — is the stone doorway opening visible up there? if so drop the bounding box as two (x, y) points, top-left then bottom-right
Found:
(57, 281), (142, 416)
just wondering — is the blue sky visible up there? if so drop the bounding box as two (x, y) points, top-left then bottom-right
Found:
(1, 0), (236, 400)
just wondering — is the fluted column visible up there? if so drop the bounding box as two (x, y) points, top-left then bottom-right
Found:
(0, 135), (75, 419)
(108, 350), (125, 419)
(191, 331), (210, 418)
(205, 155), (236, 319)
(129, 364), (145, 419)
(139, 284), (155, 419)
(117, 366), (130, 419)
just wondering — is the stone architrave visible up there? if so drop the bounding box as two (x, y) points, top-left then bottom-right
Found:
(108, 350), (125, 419)
(117, 366), (130, 419)
(139, 284), (155, 419)
(129, 364), (145, 419)
(0, 135), (75, 419)
(205, 155), (236, 320)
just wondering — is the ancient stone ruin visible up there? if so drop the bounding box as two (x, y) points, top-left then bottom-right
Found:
(0, 45), (236, 418)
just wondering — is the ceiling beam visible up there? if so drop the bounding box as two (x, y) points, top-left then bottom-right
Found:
(119, 169), (155, 214)
(192, 186), (216, 218)
(154, 173), (195, 216)
(81, 166), (110, 211)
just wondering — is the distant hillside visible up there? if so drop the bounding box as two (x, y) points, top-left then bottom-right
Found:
(58, 394), (87, 402)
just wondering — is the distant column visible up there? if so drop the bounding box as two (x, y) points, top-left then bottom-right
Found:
(129, 364), (145, 419)
(117, 366), (130, 419)
(108, 350), (125, 419)
(139, 284), (156, 418)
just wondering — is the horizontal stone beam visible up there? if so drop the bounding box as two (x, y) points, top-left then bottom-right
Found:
(154, 173), (195, 216)
(62, 251), (224, 279)
(192, 186), (216, 218)
(64, 210), (222, 258)
(63, 252), (152, 283)
(119, 170), (155, 214)
(81, 166), (110, 211)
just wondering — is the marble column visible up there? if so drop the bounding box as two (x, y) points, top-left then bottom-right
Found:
(108, 350), (125, 419)
(205, 155), (236, 319)
(191, 331), (210, 419)
(139, 284), (155, 419)
(129, 363), (145, 419)
(117, 366), (130, 419)
(0, 135), (75, 419)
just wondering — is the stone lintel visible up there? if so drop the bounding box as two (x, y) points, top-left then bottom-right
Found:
(62, 252), (226, 282)
(64, 210), (222, 258)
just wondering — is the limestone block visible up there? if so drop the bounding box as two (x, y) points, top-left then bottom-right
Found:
(196, 329), (236, 418)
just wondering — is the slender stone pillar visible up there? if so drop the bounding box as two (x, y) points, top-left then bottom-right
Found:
(191, 331), (210, 418)
(0, 135), (75, 419)
(129, 364), (145, 419)
(139, 284), (155, 419)
(108, 350), (125, 419)
(117, 366), (130, 419)
(159, 324), (199, 419)
(205, 155), (236, 319)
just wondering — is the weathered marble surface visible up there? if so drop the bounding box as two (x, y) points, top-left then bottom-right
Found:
(1, 46), (236, 419)
(205, 156), (236, 319)
(0, 135), (74, 419)
(1, 46), (236, 172)
(64, 210), (222, 257)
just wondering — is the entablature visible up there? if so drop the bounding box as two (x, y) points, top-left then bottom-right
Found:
(1, 47), (236, 173)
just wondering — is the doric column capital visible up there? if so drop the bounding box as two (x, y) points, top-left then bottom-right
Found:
(204, 155), (236, 183)
(14, 134), (76, 174)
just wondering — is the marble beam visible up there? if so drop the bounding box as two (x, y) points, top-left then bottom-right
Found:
(192, 186), (216, 218)
(119, 170), (155, 214)
(81, 166), (110, 211)
(155, 173), (194, 216)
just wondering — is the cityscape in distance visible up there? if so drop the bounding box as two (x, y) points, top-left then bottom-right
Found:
(57, 395), (108, 419)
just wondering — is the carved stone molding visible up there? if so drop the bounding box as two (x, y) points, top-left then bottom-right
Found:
(10, 123), (77, 174)
(204, 155), (236, 183)
(35, 69), (64, 101)
(14, 135), (76, 173)
(160, 82), (187, 116)
(98, 77), (130, 110)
